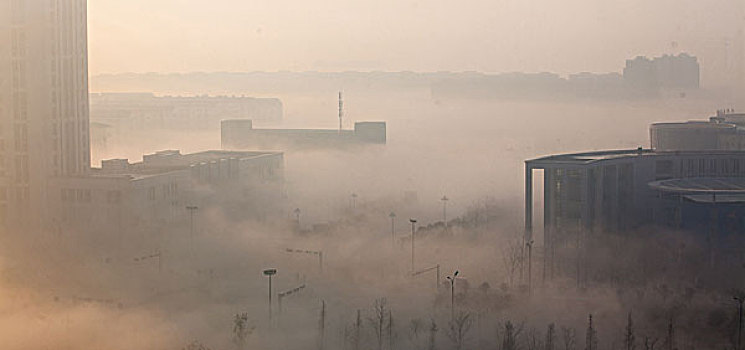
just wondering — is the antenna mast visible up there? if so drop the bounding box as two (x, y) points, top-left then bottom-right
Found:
(338, 91), (343, 134)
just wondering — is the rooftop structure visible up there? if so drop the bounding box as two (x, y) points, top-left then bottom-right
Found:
(650, 110), (745, 151)
(221, 119), (387, 151)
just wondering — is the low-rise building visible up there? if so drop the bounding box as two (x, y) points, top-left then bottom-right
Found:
(49, 150), (284, 234)
(221, 119), (387, 150)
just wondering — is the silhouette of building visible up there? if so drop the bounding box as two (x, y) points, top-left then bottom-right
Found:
(623, 53), (700, 89)
(221, 119), (387, 150)
(0, 0), (91, 227)
(90, 93), (283, 131)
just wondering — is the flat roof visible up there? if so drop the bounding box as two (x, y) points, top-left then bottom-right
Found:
(527, 149), (745, 166)
(649, 177), (745, 194)
(526, 149), (652, 166)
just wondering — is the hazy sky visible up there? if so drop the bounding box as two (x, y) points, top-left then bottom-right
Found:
(88, 0), (744, 78)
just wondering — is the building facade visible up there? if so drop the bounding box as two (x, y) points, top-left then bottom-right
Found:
(49, 150), (285, 234)
(623, 53), (700, 89)
(0, 0), (91, 227)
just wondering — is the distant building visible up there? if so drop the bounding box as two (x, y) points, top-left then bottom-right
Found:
(525, 111), (745, 254)
(89, 93), (283, 131)
(221, 119), (387, 150)
(49, 150), (284, 233)
(651, 110), (745, 151)
(623, 53), (700, 89)
(0, 0), (91, 227)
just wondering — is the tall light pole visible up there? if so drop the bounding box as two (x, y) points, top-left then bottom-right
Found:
(134, 249), (162, 273)
(409, 218), (417, 272)
(263, 269), (277, 322)
(412, 264), (440, 289)
(526, 240), (534, 296)
(186, 206), (198, 253)
(351, 193), (358, 209)
(446, 270), (459, 321)
(294, 208), (301, 227)
(389, 212), (396, 247)
(441, 196), (449, 227)
(736, 294), (744, 350)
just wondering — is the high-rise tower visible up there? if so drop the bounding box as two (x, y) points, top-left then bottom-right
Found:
(0, 0), (91, 227)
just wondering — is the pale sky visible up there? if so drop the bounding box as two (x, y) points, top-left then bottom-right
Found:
(88, 0), (744, 81)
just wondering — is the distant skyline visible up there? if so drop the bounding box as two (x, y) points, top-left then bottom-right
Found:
(89, 0), (744, 86)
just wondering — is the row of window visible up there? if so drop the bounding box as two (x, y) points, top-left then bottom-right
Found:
(0, 187), (29, 203)
(656, 158), (745, 178)
(60, 189), (122, 204)
(146, 183), (180, 201)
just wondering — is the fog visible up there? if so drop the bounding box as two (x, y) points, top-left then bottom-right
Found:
(2, 1), (745, 349)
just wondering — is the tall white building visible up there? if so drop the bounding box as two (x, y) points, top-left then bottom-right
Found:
(0, 0), (91, 227)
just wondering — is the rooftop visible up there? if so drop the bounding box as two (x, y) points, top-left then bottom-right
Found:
(527, 149), (745, 166)
(649, 177), (745, 194)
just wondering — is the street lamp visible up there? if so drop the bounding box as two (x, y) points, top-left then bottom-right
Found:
(409, 218), (417, 272)
(389, 212), (396, 247)
(263, 268), (277, 321)
(351, 193), (358, 209)
(412, 264), (440, 289)
(446, 270), (459, 321)
(186, 206), (198, 253)
(441, 196), (449, 227)
(526, 240), (534, 296)
(134, 248), (162, 273)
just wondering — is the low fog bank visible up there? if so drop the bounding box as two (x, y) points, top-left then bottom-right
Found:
(2, 196), (741, 350)
(3, 88), (742, 349)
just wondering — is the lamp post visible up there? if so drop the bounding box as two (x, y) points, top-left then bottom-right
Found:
(294, 208), (301, 227)
(389, 212), (396, 247)
(441, 196), (449, 227)
(446, 270), (459, 321)
(351, 193), (358, 209)
(133, 248), (162, 273)
(409, 218), (417, 272)
(412, 264), (440, 289)
(186, 206), (198, 253)
(526, 240), (534, 296)
(263, 268), (277, 321)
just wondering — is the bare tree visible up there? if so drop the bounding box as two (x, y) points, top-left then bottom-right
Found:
(388, 310), (396, 350)
(546, 323), (556, 350)
(233, 313), (254, 350)
(446, 311), (473, 350)
(183, 341), (212, 350)
(409, 318), (425, 350)
(562, 327), (577, 350)
(368, 298), (389, 350)
(585, 314), (598, 350)
(429, 319), (439, 350)
(662, 316), (674, 350)
(527, 327), (543, 350)
(346, 310), (362, 350)
(503, 320), (524, 350)
(643, 337), (658, 350)
(502, 240), (524, 287)
(624, 313), (636, 350)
